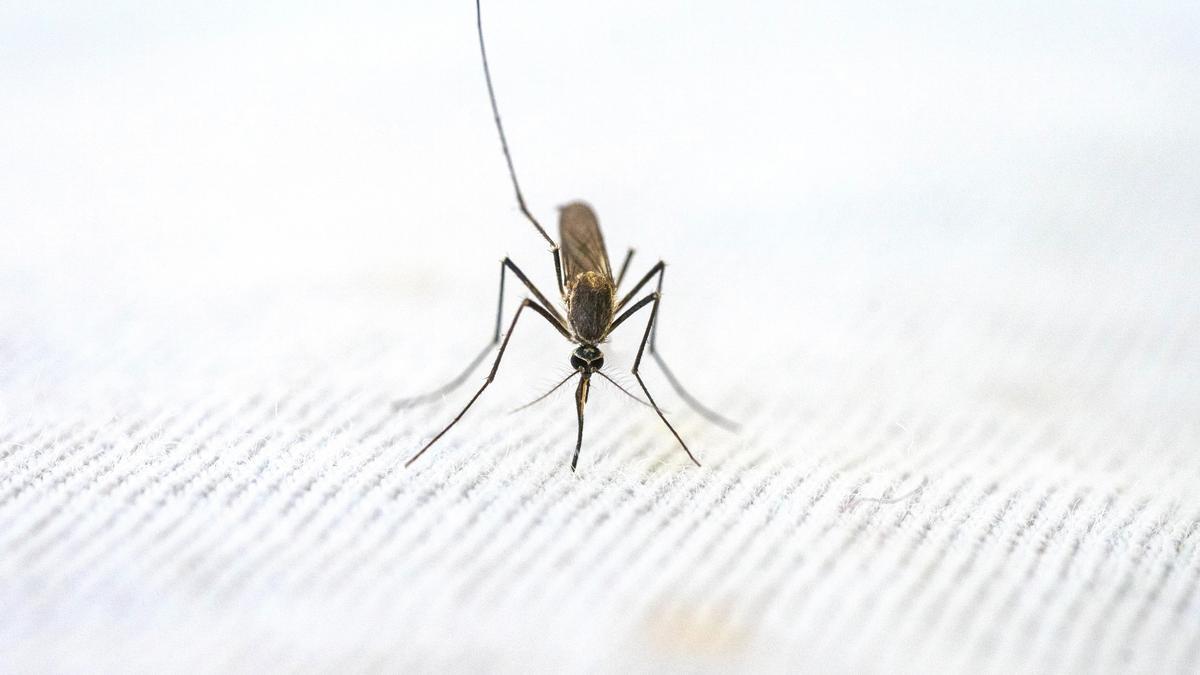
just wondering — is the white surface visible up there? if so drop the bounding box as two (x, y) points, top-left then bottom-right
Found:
(2, 1), (1199, 672)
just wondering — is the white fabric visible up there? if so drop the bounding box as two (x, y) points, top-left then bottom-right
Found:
(2, 2), (1199, 672)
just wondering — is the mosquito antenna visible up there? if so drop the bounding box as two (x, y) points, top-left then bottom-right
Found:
(510, 370), (580, 413)
(476, 0), (564, 294)
(595, 371), (653, 409)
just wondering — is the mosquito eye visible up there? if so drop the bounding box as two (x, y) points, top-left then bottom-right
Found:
(593, 356), (604, 370)
(570, 354), (586, 370)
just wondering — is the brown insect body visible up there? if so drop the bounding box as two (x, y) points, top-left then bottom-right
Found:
(558, 201), (615, 464)
(560, 202), (616, 346)
(565, 271), (614, 344)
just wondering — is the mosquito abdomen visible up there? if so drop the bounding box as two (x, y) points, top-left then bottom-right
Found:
(566, 271), (615, 343)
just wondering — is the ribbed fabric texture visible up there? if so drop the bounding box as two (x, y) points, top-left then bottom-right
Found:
(2, 215), (1197, 672)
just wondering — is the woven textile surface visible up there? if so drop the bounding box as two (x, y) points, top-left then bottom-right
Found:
(3, 2), (1199, 672)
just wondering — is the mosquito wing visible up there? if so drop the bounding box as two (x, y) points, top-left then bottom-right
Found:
(558, 201), (612, 282)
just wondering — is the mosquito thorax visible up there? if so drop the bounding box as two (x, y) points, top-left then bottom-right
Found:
(571, 345), (605, 373)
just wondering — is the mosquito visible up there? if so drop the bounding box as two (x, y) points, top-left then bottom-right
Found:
(396, 0), (737, 471)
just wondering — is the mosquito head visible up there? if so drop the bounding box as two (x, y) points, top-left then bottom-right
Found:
(570, 344), (604, 373)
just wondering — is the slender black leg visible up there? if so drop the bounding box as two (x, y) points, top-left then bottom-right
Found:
(615, 248), (635, 288)
(475, 0), (564, 295)
(571, 373), (591, 471)
(394, 258), (568, 410)
(406, 299), (567, 467)
(616, 261), (662, 312)
(611, 261), (739, 431)
(614, 292), (701, 467)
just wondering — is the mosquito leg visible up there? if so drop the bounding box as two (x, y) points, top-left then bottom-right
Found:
(502, 257), (566, 328)
(406, 299), (566, 468)
(649, 354), (739, 431)
(615, 248), (635, 288)
(611, 261), (739, 431)
(475, 0), (565, 295)
(614, 292), (701, 467)
(394, 258), (567, 410)
(645, 264), (739, 431)
(616, 261), (663, 312)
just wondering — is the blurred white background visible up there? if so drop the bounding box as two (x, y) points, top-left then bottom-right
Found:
(3, 0), (1197, 414)
(4, 1), (1196, 291)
